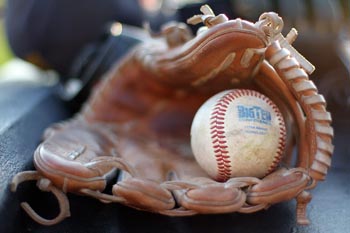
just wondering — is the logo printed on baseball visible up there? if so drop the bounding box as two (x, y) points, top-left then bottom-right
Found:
(191, 89), (286, 181)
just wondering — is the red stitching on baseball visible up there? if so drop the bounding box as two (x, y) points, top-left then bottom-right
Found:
(210, 90), (242, 181)
(210, 89), (286, 181)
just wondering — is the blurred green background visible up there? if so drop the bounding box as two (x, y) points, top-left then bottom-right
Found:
(0, 0), (13, 65)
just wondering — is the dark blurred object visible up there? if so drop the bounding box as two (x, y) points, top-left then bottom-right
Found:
(4, 0), (145, 79)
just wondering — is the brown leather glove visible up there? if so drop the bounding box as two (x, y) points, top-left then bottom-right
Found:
(11, 5), (334, 226)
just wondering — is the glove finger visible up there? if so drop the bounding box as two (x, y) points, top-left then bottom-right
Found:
(33, 118), (118, 193)
(247, 168), (310, 205)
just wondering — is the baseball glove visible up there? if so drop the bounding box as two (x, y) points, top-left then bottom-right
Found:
(11, 5), (334, 226)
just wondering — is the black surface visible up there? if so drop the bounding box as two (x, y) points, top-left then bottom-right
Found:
(0, 82), (72, 233)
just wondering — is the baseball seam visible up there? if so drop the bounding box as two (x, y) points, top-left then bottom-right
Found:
(210, 89), (286, 181)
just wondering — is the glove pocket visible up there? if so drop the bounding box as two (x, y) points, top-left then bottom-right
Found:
(246, 168), (310, 205)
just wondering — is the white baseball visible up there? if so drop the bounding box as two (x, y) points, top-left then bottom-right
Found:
(191, 89), (286, 181)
